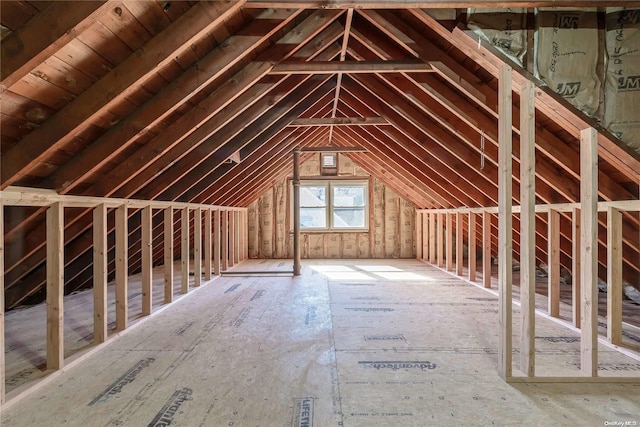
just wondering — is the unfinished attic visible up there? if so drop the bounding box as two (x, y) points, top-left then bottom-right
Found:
(1, 0), (640, 424)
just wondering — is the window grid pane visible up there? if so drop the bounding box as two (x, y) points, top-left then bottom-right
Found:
(298, 180), (368, 230)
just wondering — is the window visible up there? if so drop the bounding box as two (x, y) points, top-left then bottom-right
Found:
(299, 180), (368, 231)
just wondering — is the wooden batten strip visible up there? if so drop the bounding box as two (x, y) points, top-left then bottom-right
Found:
(468, 212), (476, 282)
(572, 208), (581, 328)
(229, 211), (236, 268)
(115, 205), (128, 332)
(93, 204), (108, 343)
(520, 79), (536, 377)
(429, 212), (436, 264)
(580, 127), (598, 377)
(548, 209), (560, 318)
(222, 211), (229, 271)
(214, 210), (221, 275)
(181, 208), (190, 294)
(194, 208), (202, 287)
(607, 206), (623, 345)
(204, 210), (212, 281)
(234, 211), (240, 264)
(498, 64), (513, 380)
(416, 212), (423, 260)
(164, 208), (174, 304)
(437, 213), (444, 268)
(482, 212), (492, 289)
(445, 212), (453, 271)
(0, 193), (4, 404)
(415, 199), (639, 215)
(141, 206), (153, 315)
(46, 202), (64, 370)
(422, 213), (428, 262)
(456, 212), (463, 276)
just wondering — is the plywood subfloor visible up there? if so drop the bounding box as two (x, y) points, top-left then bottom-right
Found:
(2, 259), (640, 426)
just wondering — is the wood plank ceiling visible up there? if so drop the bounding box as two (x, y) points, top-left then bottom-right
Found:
(1, 0), (639, 309)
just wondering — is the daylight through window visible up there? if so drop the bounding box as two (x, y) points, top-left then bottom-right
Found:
(298, 180), (368, 230)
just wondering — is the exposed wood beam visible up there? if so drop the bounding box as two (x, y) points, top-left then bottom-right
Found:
(329, 8), (354, 145)
(92, 204), (108, 343)
(1, 0), (246, 188)
(205, 127), (325, 205)
(333, 128), (444, 206)
(410, 9), (640, 178)
(519, 79), (536, 377)
(0, 13), (346, 307)
(300, 146), (367, 151)
(270, 60), (433, 74)
(1, 0), (114, 90)
(359, 11), (639, 278)
(204, 128), (315, 204)
(334, 96), (451, 206)
(580, 127), (598, 376)
(289, 117), (387, 126)
(498, 64), (513, 380)
(219, 129), (327, 206)
(245, 0), (637, 7)
(43, 8), (303, 194)
(46, 203), (64, 370)
(173, 77), (336, 203)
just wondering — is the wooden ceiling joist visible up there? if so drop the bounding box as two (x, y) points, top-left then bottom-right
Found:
(1, 2), (639, 309)
(244, 0), (640, 8)
(289, 117), (387, 126)
(270, 59), (434, 74)
(1, 0), (246, 189)
(43, 7), (304, 193)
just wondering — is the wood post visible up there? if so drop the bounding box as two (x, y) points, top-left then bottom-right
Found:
(468, 212), (476, 282)
(221, 210), (229, 271)
(437, 212), (444, 268)
(482, 212), (492, 289)
(115, 205), (128, 332)
(93, 204), (108, 343)
(422, 212), (428, 261)
(204, 209), (212, 281)
(141, 206), (152, 315)
(47, 202), (64, 370)
(228, 210), (235, 268)
(234, 210), (240, 264)
(244, 210), (249, 261)
(446, 212), (453, 271)
(293, 147), (301, 276)
(498, 64), (513, 379)
(572, 208), (581, 328)
(181, 207), (190, 293)
(194, 208), (202, 287)
(520, 79), (536, 377)
(164, 207), (174, 304)
(580, 127), (598, 376)
(548, 209), (560, 317)
(238, 210), (242, 262)
(214, 209), (221, 275)
(416, 212), (423, 260)
(429, 212), (436, 264)
(456, 212), (463, 276)
(607, 206), (622, 345)
(0, 195), (4, 404)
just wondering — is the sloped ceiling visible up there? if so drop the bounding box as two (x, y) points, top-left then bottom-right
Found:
(1, 0), (639, 309)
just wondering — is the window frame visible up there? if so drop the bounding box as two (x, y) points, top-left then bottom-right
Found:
(296, 179), (369, 232)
